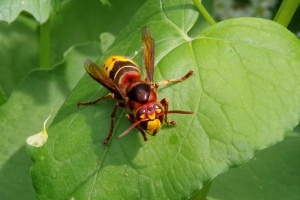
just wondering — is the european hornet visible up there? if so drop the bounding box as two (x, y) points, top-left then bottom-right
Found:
(78, 27), (194, 144)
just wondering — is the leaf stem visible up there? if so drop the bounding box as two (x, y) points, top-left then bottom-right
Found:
(39, 19), (51, 68)
(189, 181), (212, 200)
(193, 0), (216, 25)
(273, 0), (300, 27)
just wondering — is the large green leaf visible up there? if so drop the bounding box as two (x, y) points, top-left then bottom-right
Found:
(0, 0), (146, 98)
(28, 0), (300, 199)
(0, 42), (100, 199)
(0, 0), (55, 23)
(208, 130), (300, 200)
(0, 0), (146, 199)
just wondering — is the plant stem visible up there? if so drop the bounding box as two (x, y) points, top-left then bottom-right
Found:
(193, 0), (216, 25)
(39, 19), (51, 68)
(273, 0), (300, 27)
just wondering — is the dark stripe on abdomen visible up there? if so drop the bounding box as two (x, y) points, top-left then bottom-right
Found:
(109, 61), (138, 80)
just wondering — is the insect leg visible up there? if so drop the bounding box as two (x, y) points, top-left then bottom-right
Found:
(155, 71), (194, 88)
(77, 93), (114, 107)
(103, 102), (125, 145)
(160, 98), (176, 125)
(126, 114), (148, 141)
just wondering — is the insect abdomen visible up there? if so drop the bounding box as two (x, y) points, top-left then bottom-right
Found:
(102, 56), (141, 84)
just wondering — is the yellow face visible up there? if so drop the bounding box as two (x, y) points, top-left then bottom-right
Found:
(136, 103), (164, 136)
(145, 119), (162, 135)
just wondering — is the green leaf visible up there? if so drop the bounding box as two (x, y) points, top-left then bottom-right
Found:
(0, 15), (39, 97)
(208, 131), (300, 200)
(0, 1), (146, 198)
(0, 0), (55, 23)
(28, 0), (300, 199)
(0, 0), (145, 97)
(0, 42), (100, 199)
(49, 0), (145, 65)
(0, 87), (6, 106)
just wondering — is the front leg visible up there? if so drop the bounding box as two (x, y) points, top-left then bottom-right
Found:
(160, 98), (176, 125)
(126, 114), (148, 141)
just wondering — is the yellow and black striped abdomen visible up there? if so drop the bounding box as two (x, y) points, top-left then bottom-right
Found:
(102, 56), (141, 85)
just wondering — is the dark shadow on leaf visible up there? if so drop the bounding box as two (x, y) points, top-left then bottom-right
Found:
(0, 146), (35, 199)
(15, 43), (100, 106)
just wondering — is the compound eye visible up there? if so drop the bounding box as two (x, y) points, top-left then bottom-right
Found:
(153, 104), (162, 114)
(137, 108), (146, 119)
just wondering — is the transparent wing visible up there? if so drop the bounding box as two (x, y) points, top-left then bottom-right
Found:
(142, 27), (155, 84)
(84, 59), (123, 97)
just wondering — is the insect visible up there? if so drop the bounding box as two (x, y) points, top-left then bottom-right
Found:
(78, 27), (194, 144)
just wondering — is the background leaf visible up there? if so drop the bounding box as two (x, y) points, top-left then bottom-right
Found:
(0, 0), (54, 23)
(49, 0), (145, 65)
(0, 87), (6, 105)
(0, 15), (39, 97)
(0, 42), (100, 200)
(0, 0), (145, 199)
(0, 0), (145, 98)
(28, 0), (300, 199)
(208, 130), (300, 200)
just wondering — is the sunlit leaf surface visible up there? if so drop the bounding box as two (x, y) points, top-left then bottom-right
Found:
(28, 0), (300, 199)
